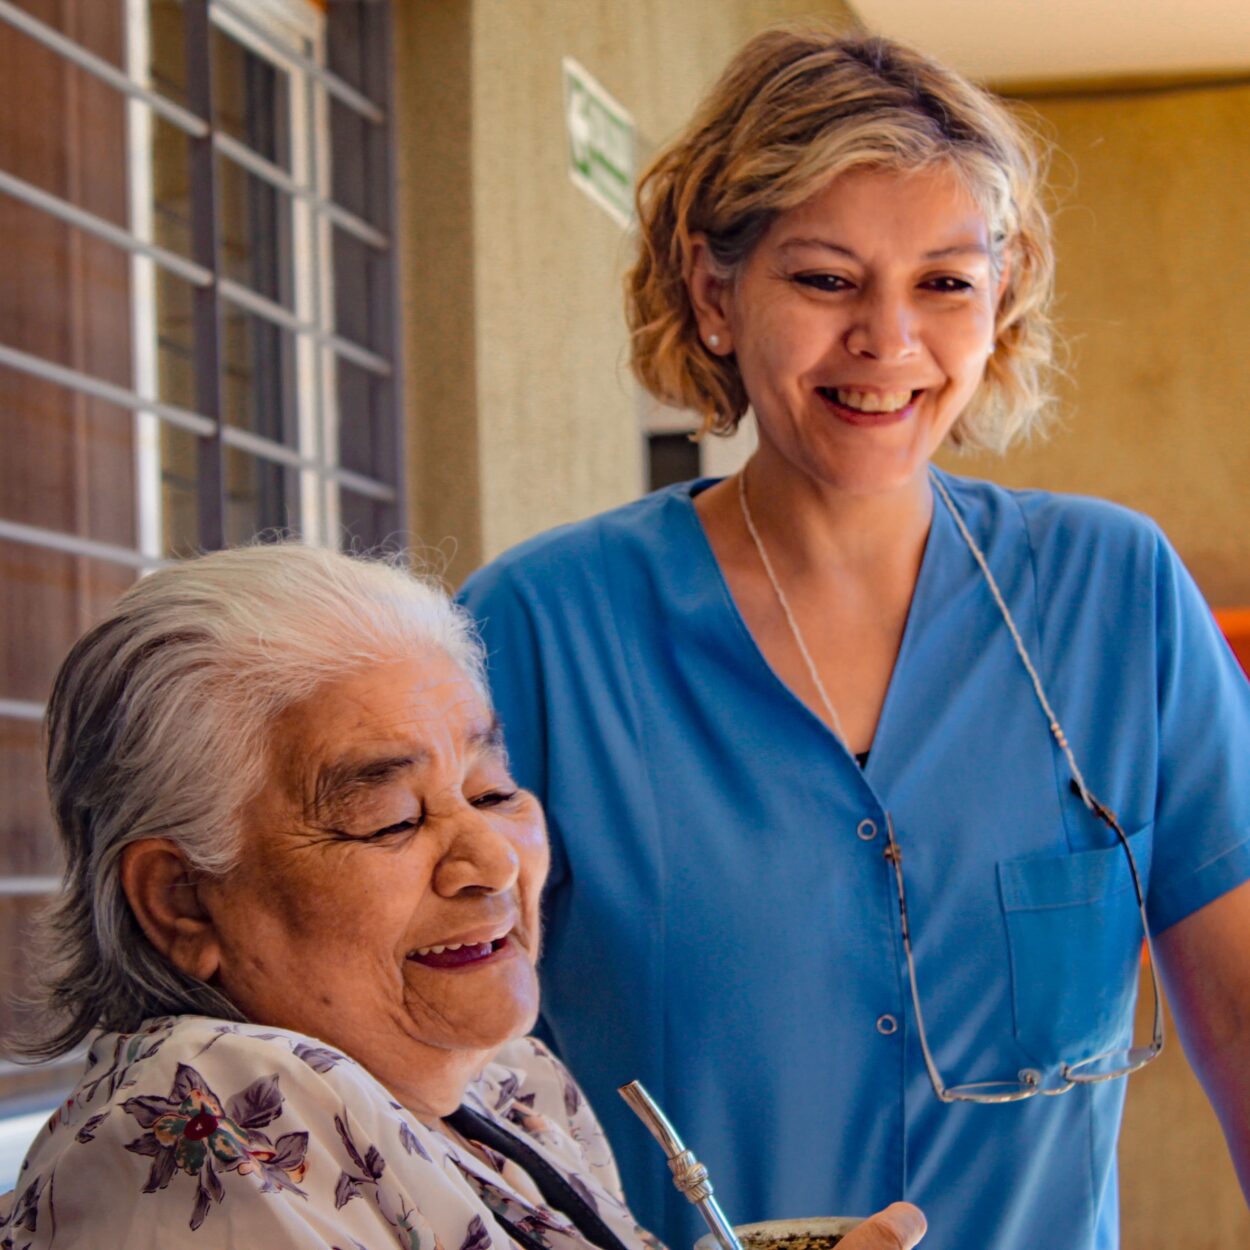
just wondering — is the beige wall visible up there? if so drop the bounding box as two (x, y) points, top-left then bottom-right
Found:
(942, 80), (1250, 608)
(394, 0), (858, 584)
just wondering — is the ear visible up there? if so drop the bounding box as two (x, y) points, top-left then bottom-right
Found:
(120, 839), (221, 983)
(686, 234), (735, 355)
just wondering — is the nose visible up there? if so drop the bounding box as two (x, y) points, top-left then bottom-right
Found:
(844, 285), (919, 363)
(432, 808), (521, 898)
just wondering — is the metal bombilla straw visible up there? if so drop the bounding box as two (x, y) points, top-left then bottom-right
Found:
(618, 1081), (744, 1250)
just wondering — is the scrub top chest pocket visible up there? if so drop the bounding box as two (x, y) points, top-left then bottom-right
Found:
(997, 825), (1154, 1069)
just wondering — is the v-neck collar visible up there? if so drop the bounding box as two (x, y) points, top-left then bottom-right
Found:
(434, 1098), (584, 1239)
(431, 1085), (642, 1250)
(671, 473), (953, 790)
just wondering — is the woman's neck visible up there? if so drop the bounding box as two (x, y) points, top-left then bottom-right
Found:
(375, 1044), (491, 1126)
(693, 447), (937, 752)
(699, 446), (935, 587)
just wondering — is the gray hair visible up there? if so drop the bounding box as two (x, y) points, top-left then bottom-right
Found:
(20, 543), (488, 1059)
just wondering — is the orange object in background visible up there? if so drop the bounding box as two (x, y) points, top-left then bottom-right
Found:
(1214, 608), (1250, 677)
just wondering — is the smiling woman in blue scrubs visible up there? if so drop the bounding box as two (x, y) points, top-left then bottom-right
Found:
(460, 27), (1250, 1250)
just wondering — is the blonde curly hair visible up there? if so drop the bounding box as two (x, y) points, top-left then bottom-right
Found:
(626, 24), (1056, 454)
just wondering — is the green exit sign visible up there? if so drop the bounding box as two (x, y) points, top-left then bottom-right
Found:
(562, 57), (635, 228)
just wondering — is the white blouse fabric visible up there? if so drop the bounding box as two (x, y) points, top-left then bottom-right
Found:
(0, 1017), (665, 1250)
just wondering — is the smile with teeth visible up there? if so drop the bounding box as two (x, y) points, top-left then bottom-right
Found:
(822, 387), (919, 413)
(407, 935), (511, 969)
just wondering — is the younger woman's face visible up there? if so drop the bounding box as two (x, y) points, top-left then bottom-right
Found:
(693, 165), (1003, 498)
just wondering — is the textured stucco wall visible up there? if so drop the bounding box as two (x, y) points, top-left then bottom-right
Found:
(943, 81), (1250, 608)
(394, 1), (482, 578)
(394, 0), (859, 582)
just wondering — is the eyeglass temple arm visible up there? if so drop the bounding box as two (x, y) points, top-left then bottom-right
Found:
(883, 815), (961, 1103)
(1083, 798), (1166, 1056)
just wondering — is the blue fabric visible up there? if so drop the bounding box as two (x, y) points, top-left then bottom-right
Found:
(459, 471), (1250, 1250)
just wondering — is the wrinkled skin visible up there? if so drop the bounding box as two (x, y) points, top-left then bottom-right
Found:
(199, 650), (549, 1118)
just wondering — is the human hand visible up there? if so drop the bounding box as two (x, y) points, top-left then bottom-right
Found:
(837, 1204), (926, 1249)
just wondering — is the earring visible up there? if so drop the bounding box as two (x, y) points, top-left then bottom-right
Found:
(708, 333), (720, 349)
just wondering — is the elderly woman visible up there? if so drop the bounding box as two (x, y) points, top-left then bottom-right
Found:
(459, 24), (1250, 1250)
(0, 545), (921, 1250)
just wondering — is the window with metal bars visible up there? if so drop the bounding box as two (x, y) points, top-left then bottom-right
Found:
(0, 0), (402, 1131)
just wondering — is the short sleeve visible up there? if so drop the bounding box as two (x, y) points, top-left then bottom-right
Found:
(1147, 530), (1250, 931)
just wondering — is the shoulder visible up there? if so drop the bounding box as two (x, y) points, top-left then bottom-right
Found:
(7, 1017), (457, 1246)
(938, 469), (1164, 552)
(471, 1037), (622, 1198)
(473, 1035), (583, 1125)
(20, 1016), (403, 1185)
(90, 1015), (375, 1103)
(460, 482), (706, 609)
(101, 1019), (384, 1133)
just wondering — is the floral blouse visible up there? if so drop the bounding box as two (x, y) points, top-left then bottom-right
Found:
(0, 1017), (666, 1250)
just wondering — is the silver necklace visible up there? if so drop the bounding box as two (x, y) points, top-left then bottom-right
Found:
(736, 466), (1098, 808)
(737, 469), (850, 745)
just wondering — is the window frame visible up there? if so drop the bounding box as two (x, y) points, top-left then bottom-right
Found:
(0, 0), (403, 1138)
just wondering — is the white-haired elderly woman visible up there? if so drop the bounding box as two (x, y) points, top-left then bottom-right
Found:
(0, 545), (923, 1250)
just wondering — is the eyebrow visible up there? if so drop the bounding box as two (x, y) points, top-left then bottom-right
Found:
(777, 238), (990, 261)
(310, 719), (506, 816)
(312, 752), (427, 818)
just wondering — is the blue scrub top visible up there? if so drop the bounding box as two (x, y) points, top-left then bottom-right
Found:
(459, 472), (1250, 1250)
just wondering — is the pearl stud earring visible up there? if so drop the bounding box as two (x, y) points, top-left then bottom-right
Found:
(708, 334), (720, 348)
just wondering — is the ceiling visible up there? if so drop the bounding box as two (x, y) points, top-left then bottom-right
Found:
(851, 0), (1250, 84)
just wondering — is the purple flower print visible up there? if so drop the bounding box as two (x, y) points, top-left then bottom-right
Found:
(123, 1063), (308, 1230)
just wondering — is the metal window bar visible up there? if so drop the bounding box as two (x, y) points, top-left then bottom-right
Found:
(0, 0), (390, 258)
(302, 10), (333, 543)
(182, 0), (227, 549)
(0, 168), (213, 286)
(219, 278), (392, 375)
(0, 340), (396, 499)
(0, 878), (61, 898)
(0, 516), (165, 571)
(0, 342), (215, 437)
(323, 199), (389, 252)
(0, 699), (45, 723)
(0, 169), (390, 383)
(335, 468), (397, 503)
(0, 2), (405, 545)
(215, 128), (390, 252)
(0, 0), (395, 531)
(0, 0), (207, 137)
(0, 7), (390, 260)
(221, 427), (397, 500)
(212, 0), (386, 125)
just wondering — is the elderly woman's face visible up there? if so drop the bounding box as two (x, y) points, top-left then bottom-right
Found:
(200, 648), (547, 1111)
(697, 165), (1002, 497)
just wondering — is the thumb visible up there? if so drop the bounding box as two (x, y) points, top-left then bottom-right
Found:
(839, 1203), (927, 1250)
